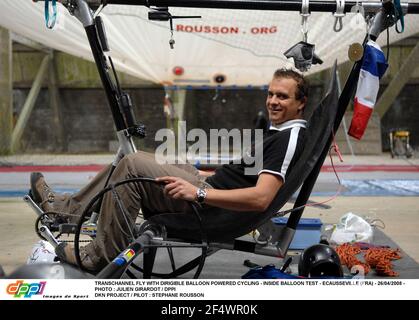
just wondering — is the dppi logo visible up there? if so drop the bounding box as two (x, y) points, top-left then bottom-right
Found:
(6, 280), (46, 298)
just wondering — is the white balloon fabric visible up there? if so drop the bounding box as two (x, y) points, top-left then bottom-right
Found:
(27, 240), (58, 264)
(0, 1), (418, 86)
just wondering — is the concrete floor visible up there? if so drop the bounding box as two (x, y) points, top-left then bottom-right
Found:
(1, 195), (418, 276)
(0, 153), (418, 277)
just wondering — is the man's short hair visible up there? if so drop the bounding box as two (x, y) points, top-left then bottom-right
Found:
(273, 68), (309, 102)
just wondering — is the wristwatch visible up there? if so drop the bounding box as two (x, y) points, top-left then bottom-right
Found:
(196, 188), (207, 203)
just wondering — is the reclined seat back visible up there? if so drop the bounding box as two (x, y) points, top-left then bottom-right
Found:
(149, 65), (340, 243)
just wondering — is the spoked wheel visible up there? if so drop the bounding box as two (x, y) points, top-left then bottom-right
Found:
(125, 221), (208, 279)
(73, 177), (209, 278)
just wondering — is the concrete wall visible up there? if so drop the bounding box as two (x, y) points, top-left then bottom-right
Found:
(0, 27), (12, 154)
(380, 84), (419, 151)
(186, 86), (324, 131)
(14, 85), (325, 153)
(334, 112), (382, 155)
(14, 72), (419, 155)
(13, 87), (167, 153)
(12, 47), (327, 153)
(9, 34), (419, 154)
(13, 51), (151, 89)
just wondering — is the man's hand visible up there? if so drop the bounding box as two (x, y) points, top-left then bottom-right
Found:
(156, 176), (198, 202)
(157, 173), (283, 211)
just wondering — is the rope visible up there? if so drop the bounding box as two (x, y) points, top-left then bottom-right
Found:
(364, 247), (401, 277)
(336, 243), (402, 277)
(335, 243), (371, 274)
(275, 131), (344, 217)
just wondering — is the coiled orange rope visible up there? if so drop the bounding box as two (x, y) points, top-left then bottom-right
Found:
(336, 243), (402, 277)
(364, 247), (401, 277)
(335, 243), (371, 275)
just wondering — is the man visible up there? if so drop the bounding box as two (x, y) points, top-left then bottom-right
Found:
(31, 68), (308, 271)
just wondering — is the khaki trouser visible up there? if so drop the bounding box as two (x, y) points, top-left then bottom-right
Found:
(53, 151), (209, 269)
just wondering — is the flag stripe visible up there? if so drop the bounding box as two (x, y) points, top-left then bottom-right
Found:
(361, 40), (388, 78)
(348, 99), (374, 140)
(355, 70), (380, 107)
(348, 40), (388, 140)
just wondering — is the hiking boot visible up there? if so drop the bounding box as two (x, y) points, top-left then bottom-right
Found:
(55, 243), (97, 272)
(30, 172), (55, 212)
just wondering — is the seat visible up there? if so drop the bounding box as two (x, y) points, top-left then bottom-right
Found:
(147, 63), (340, 244)
(33, 60), (361, 278)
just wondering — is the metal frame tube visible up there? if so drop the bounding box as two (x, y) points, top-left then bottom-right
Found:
(116, 130), (137, 155)
(96, 230), (154, 278)
(35, 0), (419, 14)
(76, 0), (418, 14)
(84, 25), (127, 131)
(72, 0), (95, 26)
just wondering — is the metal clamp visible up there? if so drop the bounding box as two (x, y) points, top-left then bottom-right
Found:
(333, 0), (345, 32)
(300, 0), (310, 42)
(351, 0), (365, 16)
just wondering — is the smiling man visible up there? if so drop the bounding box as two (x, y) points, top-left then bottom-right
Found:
(267, 69), (307, 124)
(158, 68), (308, 212)
(30, 68), (309, 271)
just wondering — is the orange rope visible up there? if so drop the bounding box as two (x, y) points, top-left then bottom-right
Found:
(336, 243), (402, 277)
(335, 243), (370, 274)
(364, 248), (401, 277)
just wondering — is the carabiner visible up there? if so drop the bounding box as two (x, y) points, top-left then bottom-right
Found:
(45, 0), (57, 29)
(300, 0), (310, 42)
(333, 0), (345, 32)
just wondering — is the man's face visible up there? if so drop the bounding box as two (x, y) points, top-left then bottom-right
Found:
(266, 77), (305, 125)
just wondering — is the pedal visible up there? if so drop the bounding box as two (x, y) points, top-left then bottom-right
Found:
(23, 194), (45, 217)
(38, 225), (60, 248)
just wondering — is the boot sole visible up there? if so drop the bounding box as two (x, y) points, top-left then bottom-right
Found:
(30, 172), (43, 204)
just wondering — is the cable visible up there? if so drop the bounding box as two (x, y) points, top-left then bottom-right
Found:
(109, 57), (122, 96)
(276, 132), (344, 217)
(111, 184), (136, 242)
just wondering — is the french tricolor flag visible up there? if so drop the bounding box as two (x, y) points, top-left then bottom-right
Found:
(348, 40), (388, 140)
